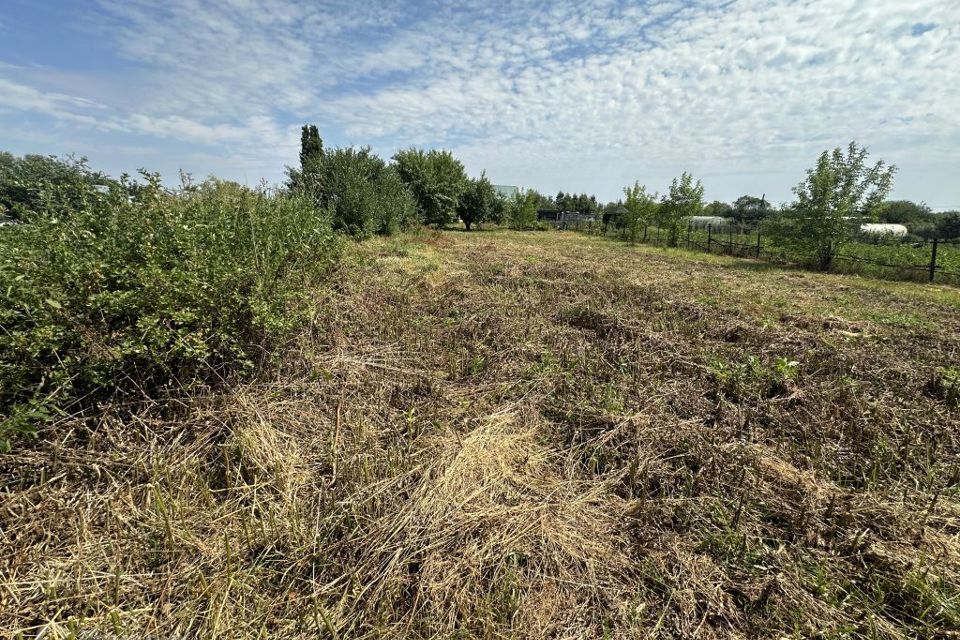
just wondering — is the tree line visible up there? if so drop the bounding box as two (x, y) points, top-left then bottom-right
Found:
(286, 124), (548, 234)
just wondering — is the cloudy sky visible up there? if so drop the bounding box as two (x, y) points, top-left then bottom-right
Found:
(1, 0), (958, 208)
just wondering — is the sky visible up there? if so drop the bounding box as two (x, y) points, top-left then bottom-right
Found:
(0, 0), (958, 209)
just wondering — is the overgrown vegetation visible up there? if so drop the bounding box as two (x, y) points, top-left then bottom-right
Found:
(317, 146), (417, 238)
(392, 147), (468, 228)
(0, 152), (113, 222)
(0, 172), (337, 448)
(3, 230), (958, 638)
(768, 141), (896, 270)
(622, 181), (658, 243)
(506, 189), (540, 230)
(456, 172), (496, 231)
(659, 171), (704, 246)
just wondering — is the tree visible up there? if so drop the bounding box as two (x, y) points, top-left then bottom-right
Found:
(392, 148), (467, 227)
(299, 125), (323, 170)
(769, 141), (895, 270)
(878, 200), (933, 224)
(0, 152), (112, 221)
(315, 146), (416, 238)
(489, 193), (508, 225)
(660, 172), (704, 246)
(507, 190), (539, 230)
(730, 195), (771, 224)
(529, 190), (555, 212)
(457, 173), (496, 231)
(936, 212), (960, 240)
(287, 124), (324, 195)
(576, 193), (590, 214)
(622, 182), (658, 243)
(705, 200), (733, 219)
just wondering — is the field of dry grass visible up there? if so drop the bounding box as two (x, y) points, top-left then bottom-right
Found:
(3, 229), (960, 638)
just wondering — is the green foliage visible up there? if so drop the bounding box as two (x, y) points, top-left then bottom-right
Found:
(660, 172), (704, 246)
(555, 191), (599, 214)
(621, 182), (658, 243)
(317, 147), (417, 238)
(0, 174), (338, 449)
(393, 148), (467, 227)
(528, 189), (556, 212)
(704, 200), (732, 218)
(287, 127), (416, 239)
(731, 195), (771, 224)
(929, 366), (960, 406)
(299, 124), (323, 169)
(489, 193), (509, 225)
(769, 142), (895, 270)
(935, 212), (960, 240)
(457, 173), (496, 230)
(507, 190), (539, 230)
(878, 200), (933, 225)
(287, 124), (324, 196)
(0, 152), (114, 222)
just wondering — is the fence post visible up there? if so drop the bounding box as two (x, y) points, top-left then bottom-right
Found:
(728, 225), (733, 255)
(929, 238), (939, 282)
(686, 222), (691, 250)
(707, 224), (712, 253)
(656, 225), (661, 246)
(756, 225), (761, 258)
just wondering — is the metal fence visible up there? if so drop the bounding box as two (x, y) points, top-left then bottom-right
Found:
(600, 222), (960, 285)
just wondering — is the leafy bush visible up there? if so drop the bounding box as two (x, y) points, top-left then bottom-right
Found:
(622, 182), (658, 243)
(393, 148), (467, 227)
(936, 212), (960, 240)
(660, 172), (704, 246)
(767, 142), (895, 270)
(317, 147), (417, 238)
(507, 190), (539, 230)
(0, 174), (338, 448)
(457, 173), (496, 231)
(0, 152), (114, 222)
(489, 193), (509, 225)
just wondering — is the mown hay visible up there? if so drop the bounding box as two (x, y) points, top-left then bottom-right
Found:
(2, 230), (959, 639)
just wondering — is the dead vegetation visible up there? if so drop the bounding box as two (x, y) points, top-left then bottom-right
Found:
(2, 230), (960, 638)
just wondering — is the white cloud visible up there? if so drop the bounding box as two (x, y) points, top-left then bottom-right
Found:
(0, 0), (958, 206)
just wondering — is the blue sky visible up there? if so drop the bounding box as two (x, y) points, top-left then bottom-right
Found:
(1, 0), (958, 208)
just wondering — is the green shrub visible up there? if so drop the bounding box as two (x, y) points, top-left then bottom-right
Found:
(0, 152), (114, 222)
(507, 190), (539, 230)
(457, 173), (496, 231)
(393, 147), (467, 227)
(304, 146), (417, 238)
(0, 173), (338, 448)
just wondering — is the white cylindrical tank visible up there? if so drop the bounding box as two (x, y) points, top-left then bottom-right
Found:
(688, 216), (727, 228)
(859, 223), (908, 236)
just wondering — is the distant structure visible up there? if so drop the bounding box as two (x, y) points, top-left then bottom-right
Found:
(493, 185), (518, 199)
(538, 210), (596, 229)
(859, 223), (908, 237)
(603, 205), (629, 231)
(688, 215), (728, 229)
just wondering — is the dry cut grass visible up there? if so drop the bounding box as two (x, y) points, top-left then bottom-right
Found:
(2, 229), (960, 638)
